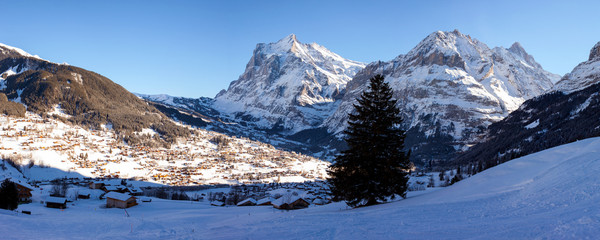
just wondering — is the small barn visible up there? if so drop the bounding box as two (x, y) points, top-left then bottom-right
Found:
(210, 200), (225, 207)
(237, 198), (257, 206)
(105, 192), (137, 209)
(45, 197), (68, 209)
(272, 196), (310, 210)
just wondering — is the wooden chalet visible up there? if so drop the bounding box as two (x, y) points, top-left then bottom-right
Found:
(45, 196), (68, 209)
(13, 181), (34, 203)
(272, 196), (310, 210)
(88, 181), (105, 189)
(105, 192), (137, 209)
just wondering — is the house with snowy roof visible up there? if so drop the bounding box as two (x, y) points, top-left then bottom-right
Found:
(45, 196), (67, 209)
(237, 198), (257, 206)
(13, 180), (34, 202)
(272, 196), (310, 210)
(105, 192), (137, 209)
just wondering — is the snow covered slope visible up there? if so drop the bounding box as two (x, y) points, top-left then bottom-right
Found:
(3, 137), (599, 239)
(554, 41), (600, 93)
(325, 30), (560, 164)
(214, 34), (365, 133)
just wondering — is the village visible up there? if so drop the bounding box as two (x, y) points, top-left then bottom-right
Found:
(0, 112), (329, 186)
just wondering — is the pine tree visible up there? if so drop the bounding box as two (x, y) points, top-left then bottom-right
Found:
(328, 74), (411, 207)
(0, 179), (19, 210)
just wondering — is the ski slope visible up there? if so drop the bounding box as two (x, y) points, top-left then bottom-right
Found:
(2, 137), (600, 239)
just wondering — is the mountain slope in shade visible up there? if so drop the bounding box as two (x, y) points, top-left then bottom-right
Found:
(454, 41), (600, 167)
(554, 41), (600, 93)
(213, 34), (365, 133)
(0, 42), (190, 144)
(324, 30), (560, 165)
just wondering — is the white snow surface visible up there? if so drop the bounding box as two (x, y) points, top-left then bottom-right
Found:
(2, 137), (600, 239)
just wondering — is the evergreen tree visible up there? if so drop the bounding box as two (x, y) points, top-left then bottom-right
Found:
(0, 179), (19, 210)
(328, 74), (411, 207)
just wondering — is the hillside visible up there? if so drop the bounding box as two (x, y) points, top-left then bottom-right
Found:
(0, 44), (190, 146)
(2, 137), (599, 239)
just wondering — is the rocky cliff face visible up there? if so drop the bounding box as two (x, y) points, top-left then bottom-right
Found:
(324, 30), (559, 164)
(213, 34), (365, 133)
(553, 41), (600, 93)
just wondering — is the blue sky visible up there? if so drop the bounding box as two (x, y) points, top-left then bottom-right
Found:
(2, 0), (599, 98)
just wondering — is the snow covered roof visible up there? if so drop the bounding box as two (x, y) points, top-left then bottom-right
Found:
(272, 196), (308, 208)
(237, 198), (257, 206)
(256, 197), (273, 205)
(105, 192), (134, 202)
(103, 185), (121, 191)
(3, 178), (34, 190)
(45, 196), (67, 204)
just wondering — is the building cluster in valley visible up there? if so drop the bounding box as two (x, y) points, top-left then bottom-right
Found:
(0, 113), (329, 186)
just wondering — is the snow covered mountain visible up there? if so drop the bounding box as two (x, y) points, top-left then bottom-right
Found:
(454, 41), (600, 167)
(324, 30), (560, 164)
(554, 41), (600, 93)
(140, 31), (561, 164)
(213, 34), (365, 133)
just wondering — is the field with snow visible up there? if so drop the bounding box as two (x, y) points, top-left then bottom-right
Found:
(1, 137), (599, 239)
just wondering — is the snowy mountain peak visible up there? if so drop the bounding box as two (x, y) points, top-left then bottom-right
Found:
(554, 41), (600, 93)
(325, 30), (559, 164)
(214, 35), (365, 132)
(508, 42), (526, 55)
(403, 30), (489, 70)
(589, 41), (600, 61)
(0, 43), (43, 60)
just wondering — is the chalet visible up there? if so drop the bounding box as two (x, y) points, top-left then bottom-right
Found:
(13, 180), (34, 203)
(105, 192), (137, 209)
(236, 198), (257, 206)
(45, 197), (68, 209)
(272, 196), (310, 210)
(126, 186), (144, 196)
(89, 181), (105, 189)
(102, 185), (128, 193)
(210, 200), (225, 207)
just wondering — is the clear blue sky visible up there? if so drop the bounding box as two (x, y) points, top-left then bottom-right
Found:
(2, 0), (599, 98)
